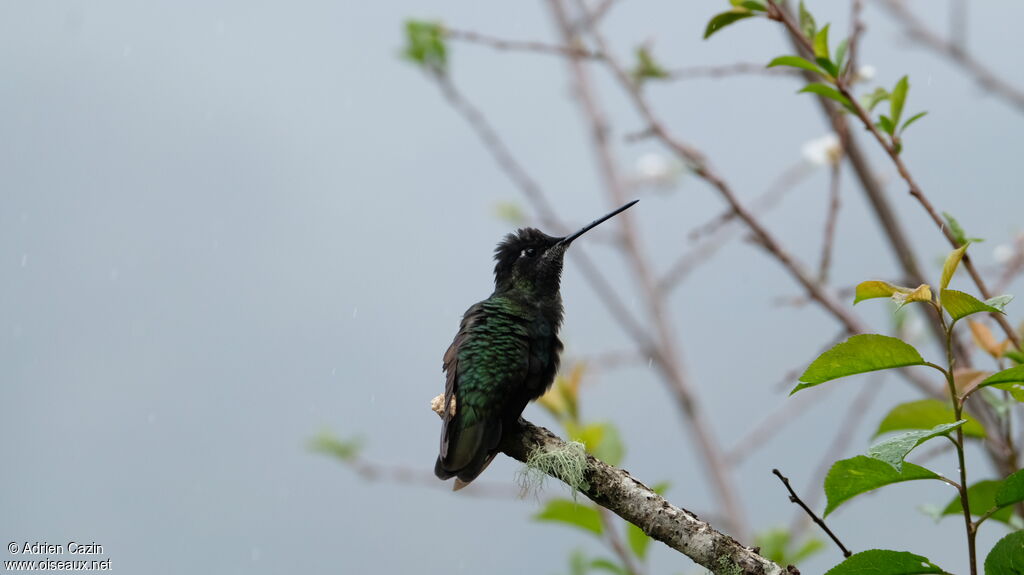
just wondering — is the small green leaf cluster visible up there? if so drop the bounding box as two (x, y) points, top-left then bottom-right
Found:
(703, 0), (768, 40)
(864, 76), (927, 154)
(757, 2), (927, 153)
(631, 46), (669, 84)
(792, 241), (1021, 572)
(307, 431), (363, 462)
(402, 19), (447, 73)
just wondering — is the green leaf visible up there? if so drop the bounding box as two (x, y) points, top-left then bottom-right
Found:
(824, 549), (946, 575)
(975, 365), (1024, 396)
(824, 456), (940, 517)
(995, 469), (1024, 508)
(307, 431), (363, 462)
(402, 20), (448, 72)
(941, 480), (1015, 526)
(985, 530), (1024, 575)
(1006, 350), (1024, 365)
(874, 399), (986, 439)
(592, 423), (625, 467)
(633, 46), (669, 83)
(732, 0), (768, 10)
(986, 294), (1014, 312)
(589, 558), (629, 575)
(854, 280), (913, 304)
(866, 421), (966, 471)
(626, 523), (651, 560)
(793, 334), (927, 394)
(900, 111), (928, 133)
(535, 499), (603, 536)
(834, 38), (850, 74)
(767, 55), (824, 75)
(941, 244), (970, 290)
(813, 24), (831, 60)
(863, 87), (890, 112)
(890, 75), (910, 128)
(755, 528), (826, 566)
(877, 115), (895, 136)
(941, 289), (1004, 321)
(816, 57), (839, 78)
(799, 83), (856, 113)
(798, 1), (817, 38)
(704, 10), (756, 39)
(894, 284), (933, 311)
(567, 421), (624, 467)
(650, 481), (671, 495)
(942, 212), (984, 245)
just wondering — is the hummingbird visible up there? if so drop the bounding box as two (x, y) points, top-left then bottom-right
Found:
(434, 200), (639, 490)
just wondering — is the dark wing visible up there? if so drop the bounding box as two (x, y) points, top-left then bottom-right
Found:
(434, 299), (530, 487)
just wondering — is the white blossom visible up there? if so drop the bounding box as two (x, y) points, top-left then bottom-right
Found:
(634, 152), (681, 186)
(801, 133), (842, 166)
(854, 64), (876, 83)
(993, 243), (1015, 265)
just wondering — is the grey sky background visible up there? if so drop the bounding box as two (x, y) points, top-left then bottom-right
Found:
(2, 1), (1022, 573)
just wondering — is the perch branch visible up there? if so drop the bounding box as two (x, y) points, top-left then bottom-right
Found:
(516, 419), (791, 574)
(429, 398), (790, 573)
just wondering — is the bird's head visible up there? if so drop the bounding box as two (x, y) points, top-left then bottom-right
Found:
(491, 200), (638, 296)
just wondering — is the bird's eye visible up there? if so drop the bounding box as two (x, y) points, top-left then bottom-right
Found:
(523, 247), (537, 258)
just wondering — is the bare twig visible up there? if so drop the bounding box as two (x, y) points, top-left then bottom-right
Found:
(581, 21), (867, 340)
(773, 469), (852, 558)
(775, 0), (972, 364)
(549, 0), (749, 539)
(818, 160), (843, 283)
(843, 0), (865, 84)
(770, 0), (1023, 354)
(445, 28), (601, 59)
(726, 387), (835, 467)
(598, 508), (644, 575)
(660, 162), (811, 292)
(335, 456), (522, 499)
(874, 0), (1024, 113)
(667, 62), (799, 81)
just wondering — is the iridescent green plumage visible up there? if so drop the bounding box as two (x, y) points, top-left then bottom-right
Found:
(434, 201), (638, 489)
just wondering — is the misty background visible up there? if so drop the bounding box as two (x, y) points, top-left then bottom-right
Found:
(2, 1), (1022, 573)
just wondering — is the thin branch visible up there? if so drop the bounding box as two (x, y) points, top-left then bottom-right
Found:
(771, 1), (1023, 354)
(773, 469), (852, 558)
(578, 4), (945, 403)
(843, 0), (865, 84)
(575, 0), (619, 32)
(582, 20), (867, 339)
(726, 386), (835, 467)
(775, 0), (973, 365)
(597, 508), (644, 575)
(660, 161), (812, 293)
(549, 0), (749, 539)
(666, 62), (799, 81)
(873, 0), (1024, 113)
(444, 28), (601, 59)
(818, 159), (843, 283)
(338, 457), (523, 499)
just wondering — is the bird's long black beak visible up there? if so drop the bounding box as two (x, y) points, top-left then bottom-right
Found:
(557, 200), (639, 247)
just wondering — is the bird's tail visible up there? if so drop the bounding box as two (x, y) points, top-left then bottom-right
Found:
(435, 414), (502, 489)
